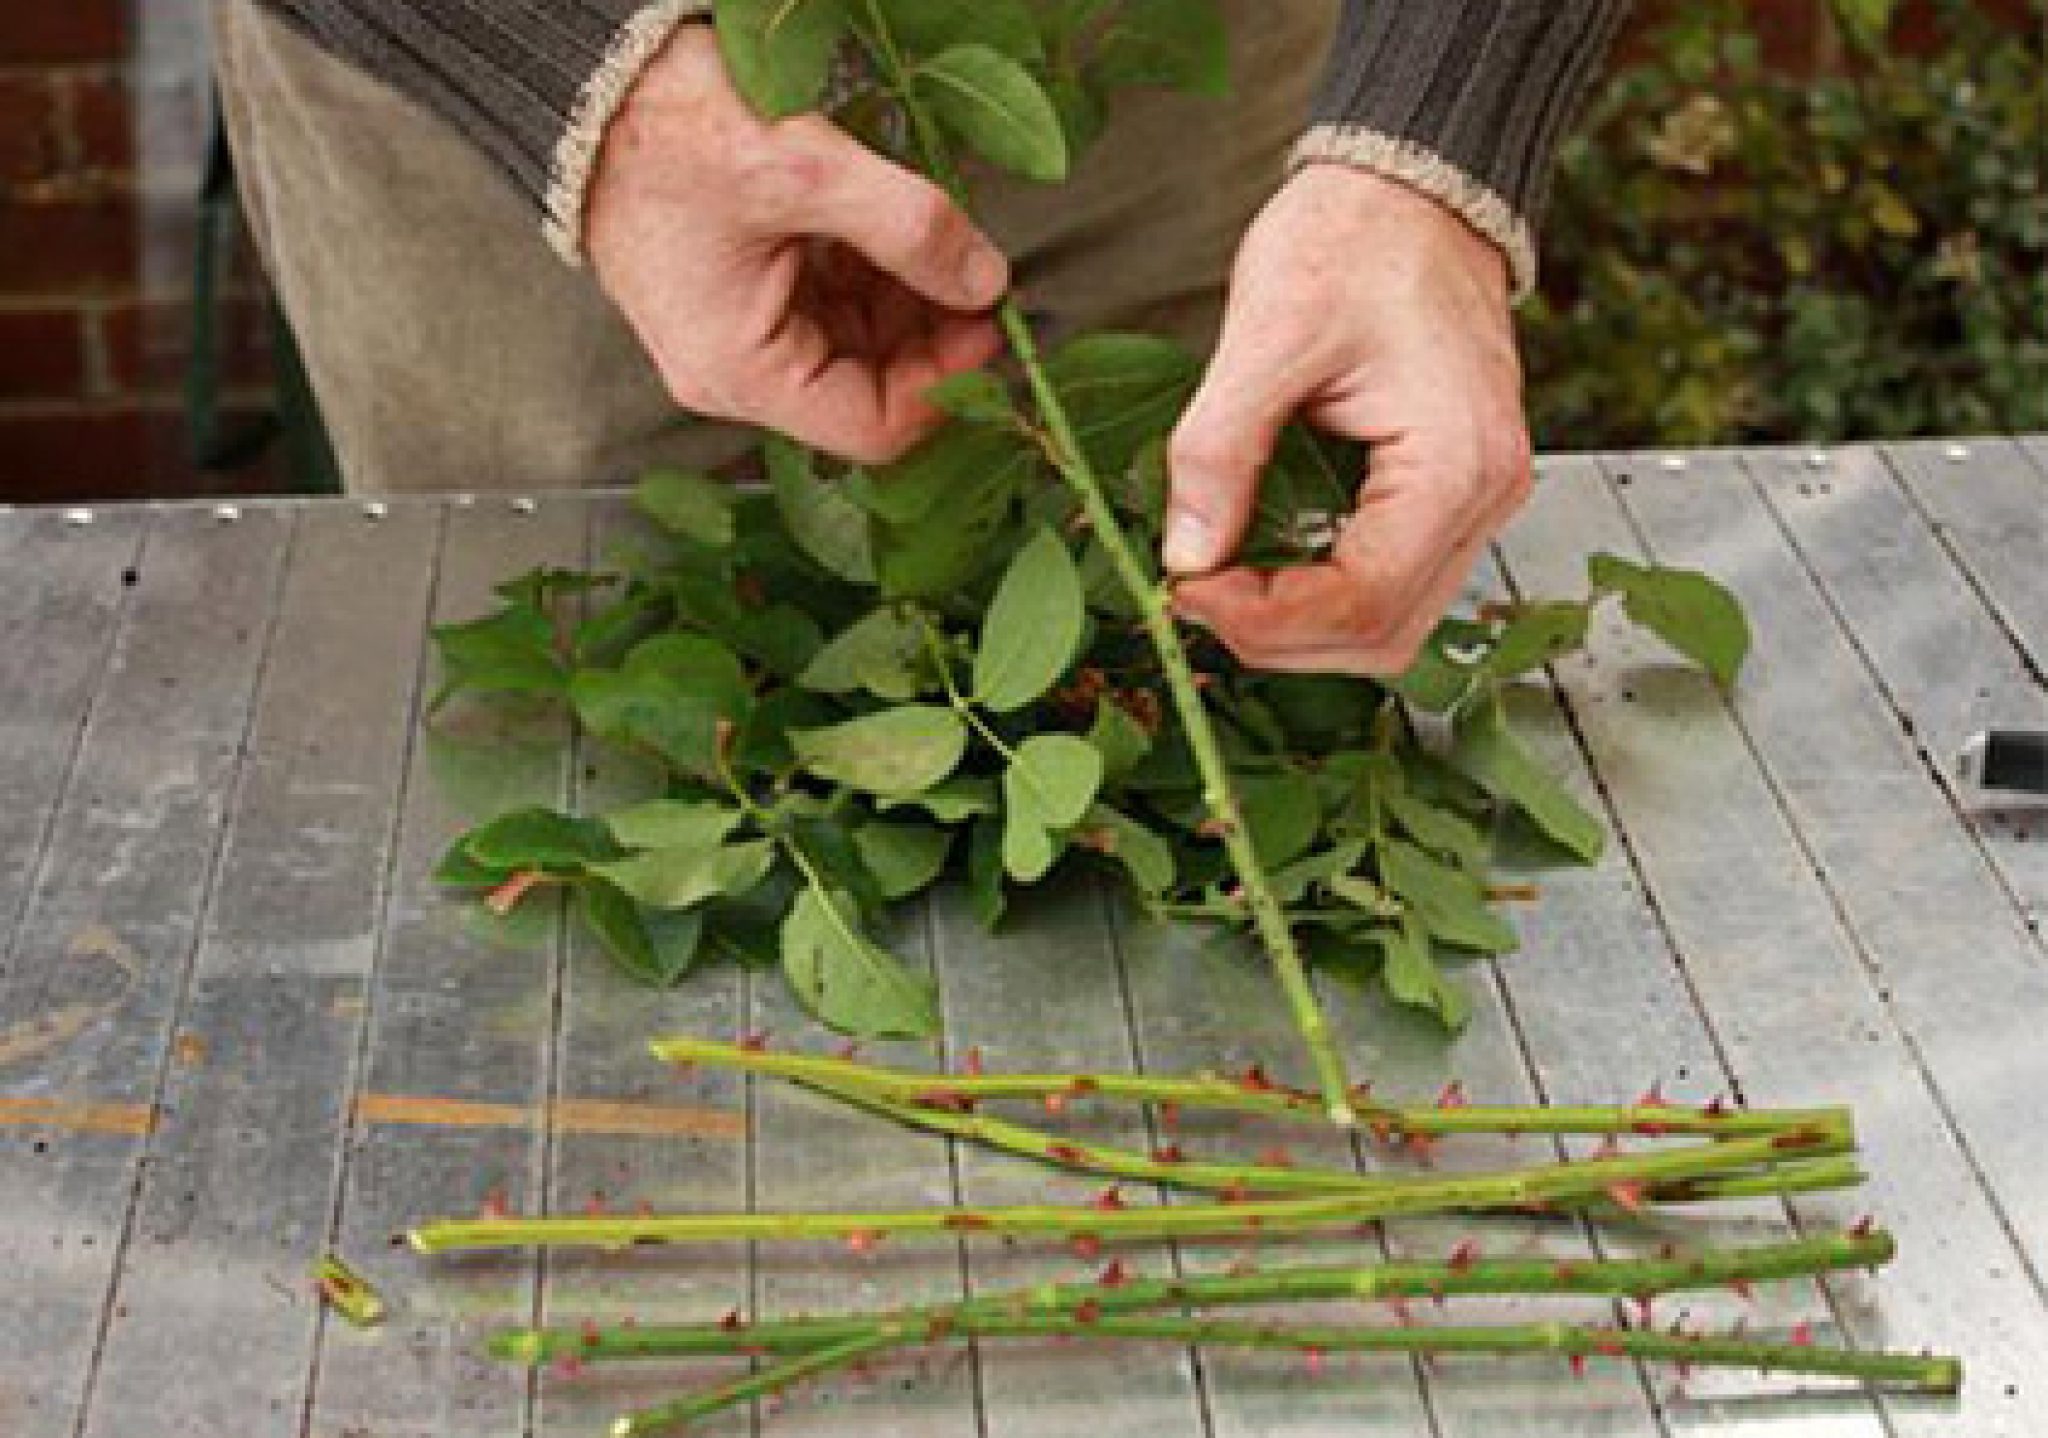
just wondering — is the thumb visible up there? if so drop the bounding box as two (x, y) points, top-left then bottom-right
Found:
(1164, 321), (1309, 576)
(802, 127), (1010, 312)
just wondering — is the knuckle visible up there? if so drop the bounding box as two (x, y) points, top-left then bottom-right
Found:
(735, 145), (828, 225)
(897, 185), (963, 258)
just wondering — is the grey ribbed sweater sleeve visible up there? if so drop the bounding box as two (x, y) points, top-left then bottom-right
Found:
(248, 0), (710, 260)
(1300, 2), (1631, 296)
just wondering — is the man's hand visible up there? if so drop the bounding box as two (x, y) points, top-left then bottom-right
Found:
(587, 26), (1010, 465)
(1164, 165), (1534, 674)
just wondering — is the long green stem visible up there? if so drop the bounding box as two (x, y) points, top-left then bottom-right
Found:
(492, 1231), (1896, 1364)
(847, 1), (1353, 1125)
(409, 1124), (1850, 1254)
(606, 1332), (897, 1438)
(650, 1036), (1850, 1142)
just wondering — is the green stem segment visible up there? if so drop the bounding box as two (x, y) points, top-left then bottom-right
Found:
(408, 1124), (1852, 1255)
(606, 1332), (897, 1438)
(493, 1231), (1895, 1364)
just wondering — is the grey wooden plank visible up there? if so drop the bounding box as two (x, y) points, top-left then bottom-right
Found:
(306, 496), (588, 1438)
(0, 505), (294, 1438)
(1885, 437), (2048, 683)
(929, 877), (1211, 1438)
(1499, 454), (2044, 1436)
(1773, 440), (2048, 921)
(746, 909), (977, 1438)
(534, 499), (753, 1438)
(75, 502), (442, 1438)
(0, 507), (148, 956)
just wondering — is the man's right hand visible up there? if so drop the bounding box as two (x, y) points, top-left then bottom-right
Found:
(586, 25), (1011, 465)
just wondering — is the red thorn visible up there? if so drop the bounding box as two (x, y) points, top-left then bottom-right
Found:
(1437, 1080), (1469, 1110)
(1703, 1094), (1729, 1118)
(1074, 1299), (1102, 1325)
(1728, 1277), (1755, 1302)
(1368, 1117), (1394, 1146)
(846, 1229), (883, 1256)
(1605, 1181), (1648, 1212)
(485, 870), (546, 917)
(1594, 1334), (1626, 1358)
(580, 1319), (602, 1349)
(1220, 1180), (1251, 1205)
(738, 1030), (769, 1053)
(944, 1213), (993, 1231)
(1257, 1146), (1294, 1170)
(583, 1191), (607, 1217)
(1657, 1242), (1678, 1261)
(1151, 1144), (1186, 1166)
(719, 1309), (746, 1332)
(962, 1046), (985, 1077)
(834, 1039), (862, 1061)
(1386, 1297), (1414, 1326)
(1047, 1143), (1088, 1167)
(1403, 1131), (1440, 1165)
(1591, 1134), (1622, 1162)
(1090, 1186), (1127, 1213)
(1304, 1347), (1327, 1379)
(1569, 1353), (1588, 1378)
(1099, 1260), (1132, 1289)
(1850, 1214), (1875, 1238)
(634, 1199), (654, 1218)
(1552, 1261), (1582, 1283)
(1448, 1239), (1481, 1272)
(1791, 1322), (1814, 1348)
(1239, 1064), (1274, 1094)
(553, 1356), (585, 1381)
(1157, 1101), (1181, 1132)
(1633, 1294), (1655, 1327)
(479, 1189), (509, 1221)
(1070, 1234), (1103, 1261)
(1043, 1092), (1069, 1117)
(914, 1088), (976, 1113)
(1070, 1077), (1100, 1096)
(1637, 1082), (1669, 1108)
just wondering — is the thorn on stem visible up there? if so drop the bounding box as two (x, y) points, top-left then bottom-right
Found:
(1071, 1234), (1103, 1261)
(846, 1229), (883, 1256)
(1436, 1080), (1468, 1110)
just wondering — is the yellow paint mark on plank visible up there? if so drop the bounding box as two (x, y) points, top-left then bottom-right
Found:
(356, 1093), (742, 1140)
(0, 1099), (156, 1136)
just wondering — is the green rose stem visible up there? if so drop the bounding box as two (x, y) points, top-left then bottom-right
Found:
(605, 1331), (897, 1438)
(648, 1036), (1850, 1142)
(407, 1123), (1850, 1254)
(849, 0), (1355, 1127)
(490, 1230), (1896, 1364)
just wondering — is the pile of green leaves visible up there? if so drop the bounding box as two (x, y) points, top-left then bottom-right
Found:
(431, 0), (1750, 1043)
(1528, 0), (2046, 445)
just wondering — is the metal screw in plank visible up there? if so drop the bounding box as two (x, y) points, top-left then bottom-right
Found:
(1659, 455), (1689, 473)
(362, 501), (389, 522)
(212, 503), (243, 524)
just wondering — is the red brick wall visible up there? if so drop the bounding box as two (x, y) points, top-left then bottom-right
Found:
(1, 0), (280, 503)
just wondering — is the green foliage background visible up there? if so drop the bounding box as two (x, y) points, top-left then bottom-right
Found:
(1524, 0), (2047, 447)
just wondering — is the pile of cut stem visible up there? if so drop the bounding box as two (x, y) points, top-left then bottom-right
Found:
(409, 1040), (1962, 1436)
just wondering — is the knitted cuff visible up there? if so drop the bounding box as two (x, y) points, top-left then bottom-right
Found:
(1302, 1), (1631, 300)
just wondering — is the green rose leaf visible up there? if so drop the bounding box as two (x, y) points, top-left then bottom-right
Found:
(874, 463), (1021, 600)
(430, 605), (566, 712)
(604, 799), (743, 853)
(791, 706), (968, 796)
(768, 435), (875, 583)
(461, 807), (616, 876)
(782, 886), (941, 1038)
(975, 527), (1087, 712)
(924, 369), (1019, 426)
(1086, 805), (1176, 895)
(1092, 0), (1230, 96)
(591, 839), (776, 911)
(1237, 768), (1322, 869)
(880, 0), (1042, 62)
(1395, 619), (1494, 714)
(578, 879), (705, 987)
(1379, 839), (1519, 954)
(1087, 696), (1153, 779)
(877, 776), (1001, 823)
(1449, 695), (1606, 863)
(854, 820), (955, 899)
(715, 0), (852, 117)
(1381, 915), (1471, 1032)
(636, 468), (736, 548)
(914, 44), (1070, 183)
(571, 666), (736, 776)
(1589, 553), (1751, 687)
(1046, 333), (1201, 480)
(1384, 786), (1490, 870)
(1485, 601), (1594, 679)
(799, 607), (927, 700)
(1000, 733), (1104, 881)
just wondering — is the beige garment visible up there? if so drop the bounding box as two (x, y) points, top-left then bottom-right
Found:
(211, 1), (1336, 495)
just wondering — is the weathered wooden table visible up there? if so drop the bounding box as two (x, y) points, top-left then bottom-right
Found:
(4, 438), (2046, 1438)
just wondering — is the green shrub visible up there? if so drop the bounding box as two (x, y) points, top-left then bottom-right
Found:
(1525, 0), (2047, 447)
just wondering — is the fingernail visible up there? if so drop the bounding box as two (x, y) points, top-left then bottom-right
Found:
(964, 248), (1008, 304)
(1162, 509), (1217, 575)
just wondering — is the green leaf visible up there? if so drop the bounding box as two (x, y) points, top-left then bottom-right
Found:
(1485, 601), (1593, 679)
(1046, 333), (1201, 480)
(914, 44), (1069, 183)
(1589, 553), (1751, 687)
(1267, 840), (1369, 905)
(1000, 734), (1104, 881)
(1449, 696), (1605, 864)
(877, 776), (1000, 823)
(874, 463), (1021, 600)
(462, 807), (616, 875)
(974, 528), (1087, 712)
(1086, 805), (1176, 894)
(571, 667), (733, 776)
(1092, 0), (1230, 96)
(1395, 619), (1493, 714)
(791, 706), (968, 796)
(604, 800), (742, 853)
(863, 423), (1036, 526)
(431, 605), (566, 710)
(578, 879), (705, 986)
(854, 820), (954, 899)
(879, 0), (1042, 61)
(1237, 768), (1322, 869)
(1379, 839), (1519, 954)
(592, 839), (776, 911)
(768, 435), (875, 582)
(966, 818), (1009, 929)
(636, 469), (736, 547)
(1086, 697), (1152, 780)
(715, 0), (852, 117)
(1381, 915), (1470, 1031)
(622, 632), (753, 702)
(782, 886), (940, 1038)
(799, 607), (928, 700)
(924, 369), (1019, 426)
(1385, 786), (1490, 870)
